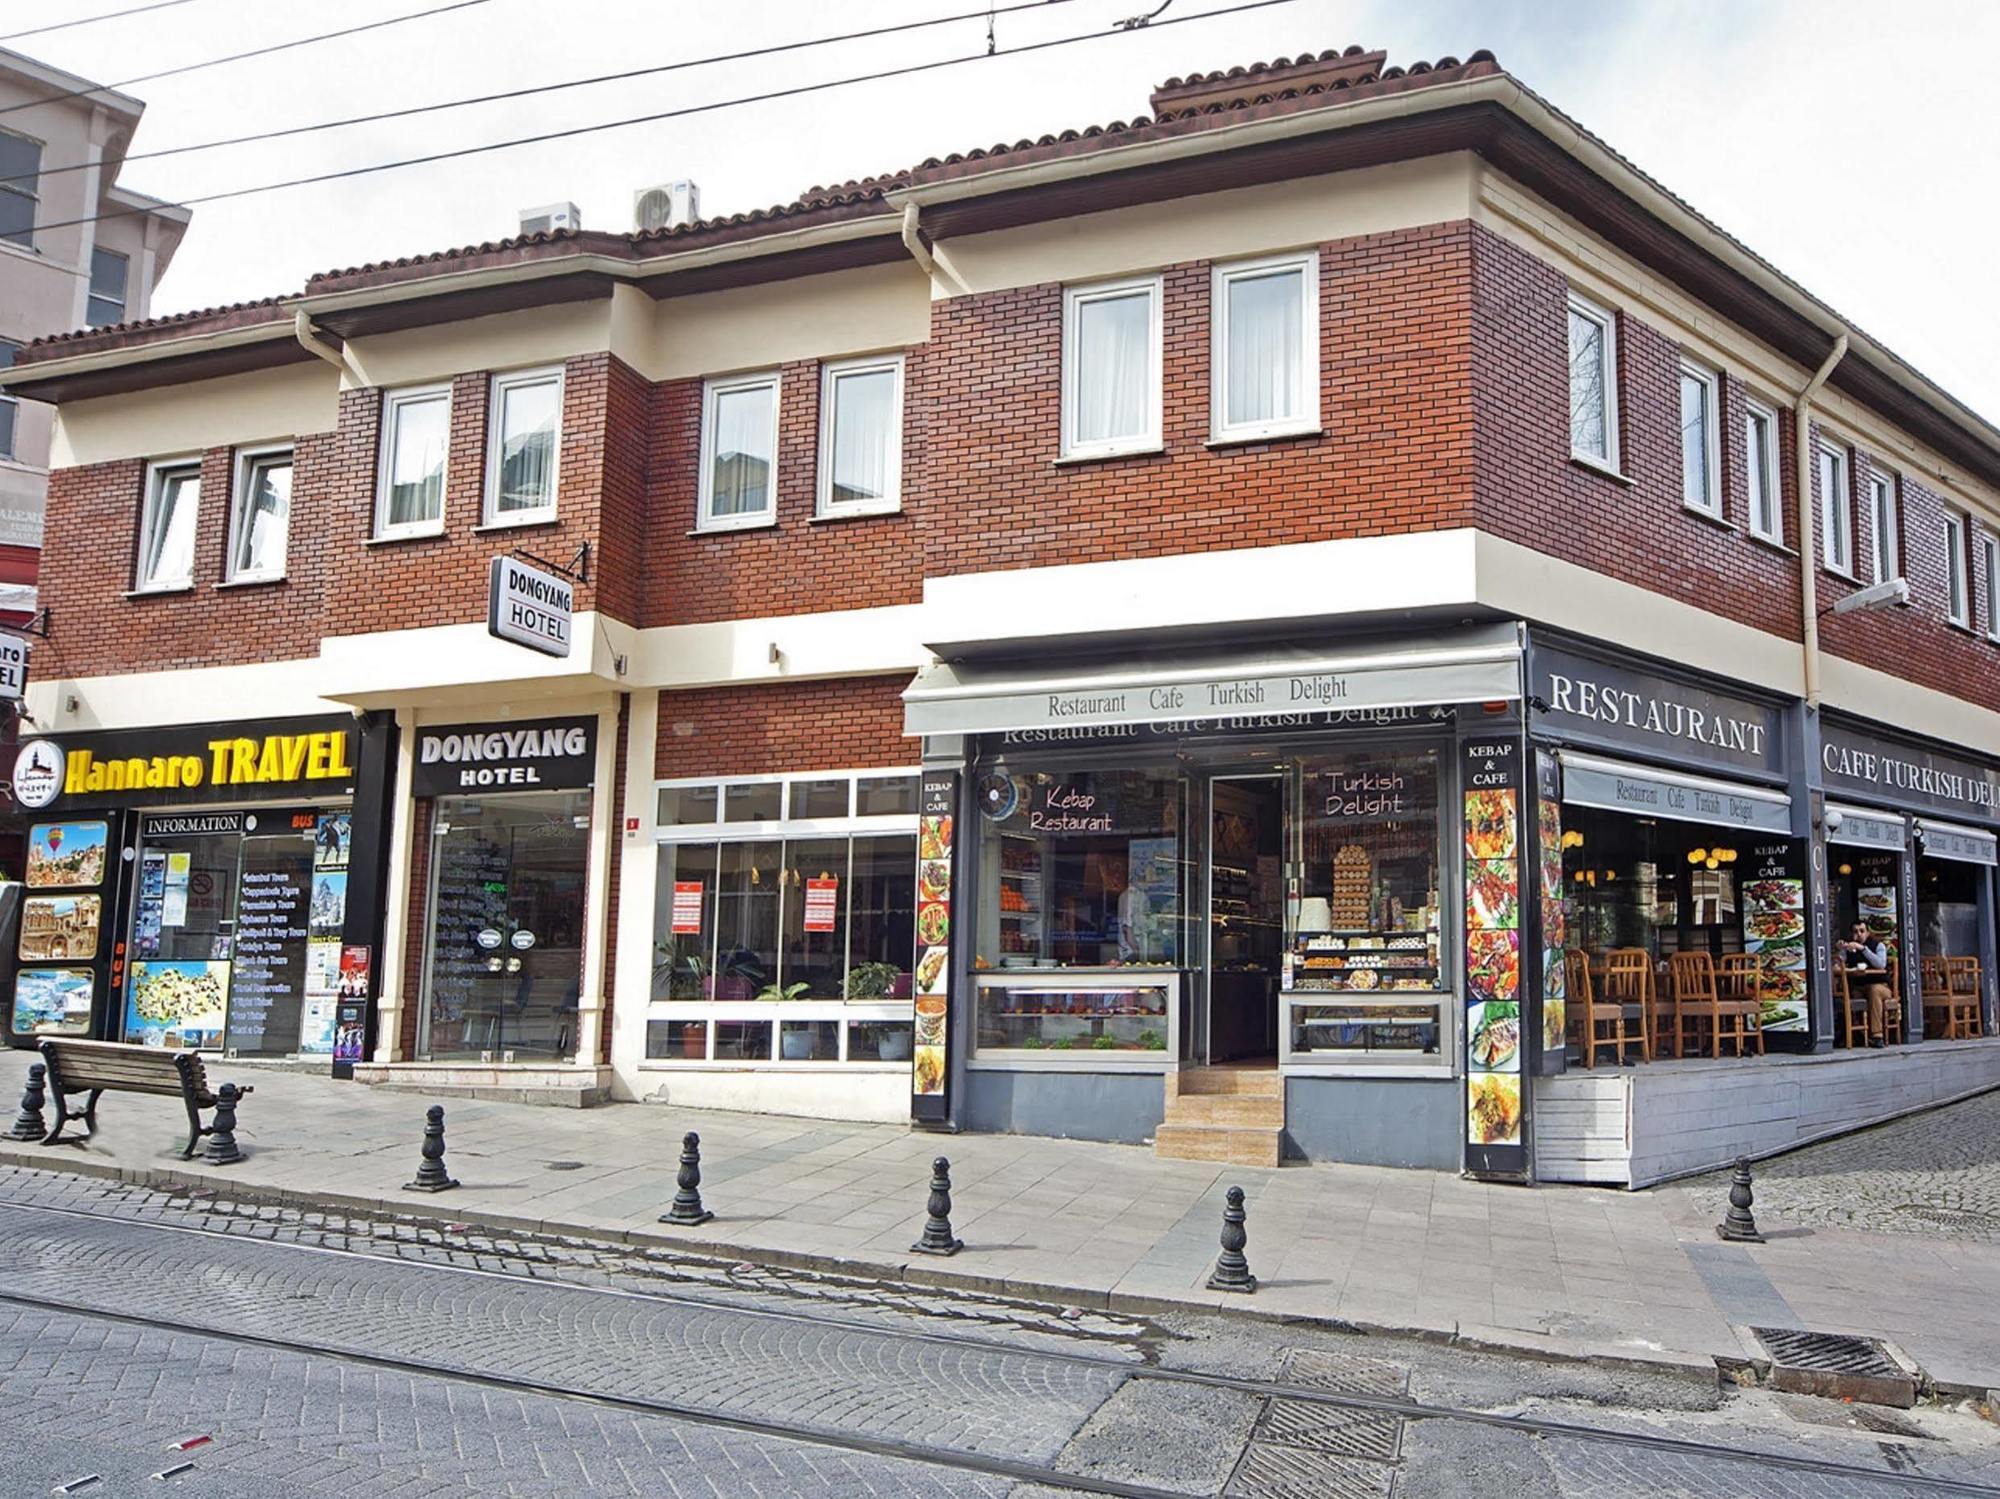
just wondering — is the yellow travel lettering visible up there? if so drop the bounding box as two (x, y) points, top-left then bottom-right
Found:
(229, 738), (258, 783)
(64, 750), (91, 794)
(280, 735), (310, 781)
(209, 741), (231, 784)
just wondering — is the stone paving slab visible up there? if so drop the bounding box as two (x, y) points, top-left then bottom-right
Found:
(4, 1053), (1998, 1393)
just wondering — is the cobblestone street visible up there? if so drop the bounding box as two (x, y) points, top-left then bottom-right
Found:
(3, 1167), (2000, 1497)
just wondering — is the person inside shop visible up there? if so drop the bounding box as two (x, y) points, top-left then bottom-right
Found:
(1101, 854), (1154, 965)
(1837, 920), (1893, 1048)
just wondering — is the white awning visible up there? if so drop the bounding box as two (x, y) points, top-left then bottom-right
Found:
(900, 626), (1521, 738)
(1825, 802), (1907, 852)
(1559, 750), (1792, 834)
(1917, 818), (1999, 867)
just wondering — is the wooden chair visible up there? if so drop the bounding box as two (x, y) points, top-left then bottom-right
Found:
(1832, 964), (1868, 1049)
(1568, 949), (1641, 1068)
(1885, 958), (1906, 1045)
(1919, 955), (1977, 1040)
(1667, 951), (1716, 1058)
(1599, 949), (1656, 1062)
(1712, 953), (1768, 1057)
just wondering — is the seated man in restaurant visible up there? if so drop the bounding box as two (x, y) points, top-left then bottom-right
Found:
(1837, 920), (1893, 1047)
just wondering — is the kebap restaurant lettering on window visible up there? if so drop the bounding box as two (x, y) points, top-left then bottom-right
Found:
(6, 714), (395, 1065)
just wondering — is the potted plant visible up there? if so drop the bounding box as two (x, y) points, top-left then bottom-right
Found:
(756, 981), (810, 1003)
(845, 961), (901, 1000)
(654, 947), (709, 1001)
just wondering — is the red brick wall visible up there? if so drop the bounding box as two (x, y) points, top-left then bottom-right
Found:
(654, 677), (913, 779)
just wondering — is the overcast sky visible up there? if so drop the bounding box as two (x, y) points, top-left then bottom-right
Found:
(17, 0), (2000, 422)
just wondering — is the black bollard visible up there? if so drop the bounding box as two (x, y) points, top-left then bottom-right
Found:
(404, 1105), (459, 1193)
(1716, 1157), (1763, 1243)
(1206, 1184), (1257, 1293)
(6, 1063), (48, 1143)
(659, 1131), (714, 1226)
(201, 1083), (245, 1166)
(910, 1156), (963, 1256)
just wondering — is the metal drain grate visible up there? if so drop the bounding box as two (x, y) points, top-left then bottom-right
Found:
(1892, 1204), (2000, 1233)
(1227, 1444), (1394, 1499)
(1257, 1400), (1402, 1462)
(1751, 1326), (1918, 1408)
(1278, 1347), (1411, 1398)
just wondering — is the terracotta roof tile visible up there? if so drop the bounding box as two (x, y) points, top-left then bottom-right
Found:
(20, 295), (293, 357)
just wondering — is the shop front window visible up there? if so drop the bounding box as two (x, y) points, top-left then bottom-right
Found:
(420, 790), (590, 1061)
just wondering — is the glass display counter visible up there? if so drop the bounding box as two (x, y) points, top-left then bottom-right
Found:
(972, 969), (1180, 1062)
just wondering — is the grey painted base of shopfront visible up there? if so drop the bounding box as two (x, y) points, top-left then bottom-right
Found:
(1535, 1038), (2000, 1187)
(960, 1068), (1166, 1144)
(1283, 1075), (1462, 1170)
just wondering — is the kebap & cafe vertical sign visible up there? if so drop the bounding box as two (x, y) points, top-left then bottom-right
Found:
(911, 771), (957, 1124)
(1463, 736), (1529, 1177)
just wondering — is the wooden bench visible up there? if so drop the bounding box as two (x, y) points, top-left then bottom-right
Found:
(37, 1038), (251, 1159)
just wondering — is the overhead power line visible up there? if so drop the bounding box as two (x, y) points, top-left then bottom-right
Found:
(30, 0), (1303, 238)
(7, 0), (1086, 186)
(0, 0), (493, 117)
(0, 0), (202, 44)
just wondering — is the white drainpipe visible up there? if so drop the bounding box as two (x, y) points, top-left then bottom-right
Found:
(1797, 333), (1849, 711)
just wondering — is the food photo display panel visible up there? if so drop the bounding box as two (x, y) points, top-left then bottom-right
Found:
(1463, 736), (1528, 1176)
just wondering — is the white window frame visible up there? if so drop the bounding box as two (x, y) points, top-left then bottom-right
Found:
(134, 456), (201, 594)
(0, 126), (39, 249)
(815, 354), (905, 518)
(1943, 510), (1970, 627)
(697, 370), (781, 532)
(482, 364), (563, 527)
(1744, 399), (1782, 543)
(0, 336), (20, 462)
(1210, 251), (1320, 444)
(1817, 442), (1852, 576)
(1982, 534), (2000, 642)
(1060, 274), (1164, 460)
(373, 382), (452, 540)
(1678, 358), (1722, 518)
(1865, 468), (1899, 584)
(1566, 291), (1620, 472)
(85, 245), (128, 327)
(224, 442), (294, 584)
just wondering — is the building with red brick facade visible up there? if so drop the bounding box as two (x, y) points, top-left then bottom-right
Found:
(4, 46), (1997, 1182)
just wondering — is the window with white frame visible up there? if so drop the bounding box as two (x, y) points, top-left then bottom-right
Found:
(1865, 469), (1899, 584)
(1944, 511), (1970, 626)
(85, 247), (127, 327)
(1745, 400), (1781, 542)
(1567, 292), (1618, 469)
(1679, 360), (1720, 516)
(226, 444), (292, 583)
(0, 129), (38, 248)
(135, 459), (200, 592)
(483, 366), (561, 523)
(1212, 252), (1318, 441)
(698, 371), (779, 529)
(375, 384), (450, 537)
(0, 338), (19, 461)
(1982, 534), (2000, 641)
(816, 354), (903, 516)
(1062, 276), (1162, 459)
(649, 771), (921, 1065)
(1817, 442), (1852, 575)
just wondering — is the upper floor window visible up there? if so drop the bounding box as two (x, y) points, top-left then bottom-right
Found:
(484, 366), (561, 525)
(1816, 442), (1852, 575)
(817, 354), (903, 517)
(1744, 400), (1781, 543)
(1944, 510), (1970, 627)
(1212, 252), (1318, 442)
(86, 247), (128, 327)
(136, 458), (200, 592)
(1982, 534), (1999, 641)
(1865, 469), (1899, 584)
(698, 371), (779, 531)
(227, 444), (292, 584)
(1062, 275), (1161, 459)
(1678, 359), (1720, 517)
(1566, 292), (1619, 470)
(0, 129), (38, 248)
(375, 383), (450, 538)
(0, 338), (19, 462)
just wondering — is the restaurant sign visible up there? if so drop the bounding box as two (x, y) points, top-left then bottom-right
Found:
(413, 716), (597, 795)
(1824, 803), (1906, 853)
(1820, 721), (2000, 826)
(1530, 642), (1785, 778)
(12, 715), (360, 812)
(1559, 753), (1793, 834)
(1916, 820), (1999, 867)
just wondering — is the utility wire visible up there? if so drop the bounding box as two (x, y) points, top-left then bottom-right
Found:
(31, 0), (1302, 237)
(8, 0), (1086, 186)
(0, 0), (201, 44)
(0, 0), (493, 117)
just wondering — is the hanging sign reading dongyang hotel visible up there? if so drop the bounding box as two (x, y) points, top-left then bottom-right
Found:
(487, 555), (573, 658)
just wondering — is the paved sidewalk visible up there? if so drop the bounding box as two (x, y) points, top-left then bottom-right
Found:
(5, 1053), (1998, 1397)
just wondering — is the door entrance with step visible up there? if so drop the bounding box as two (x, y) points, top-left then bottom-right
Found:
(1156, 1067), (1283, 1165)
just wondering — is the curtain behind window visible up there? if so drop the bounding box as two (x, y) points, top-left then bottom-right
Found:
(828, 367), (894, 504)
(144, 470), (199, 585)
(236, 458), (291, 576)
(388, 397), (447, 526)
(711, 384), (773, 516)
(497, 379), (558, 512)
(1074, 291), (1151, 445)
(1226, 268), (1304, 427)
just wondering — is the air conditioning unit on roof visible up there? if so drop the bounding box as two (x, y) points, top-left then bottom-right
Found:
(518, 201), (581, 236)
(634, 180), (699, 233)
